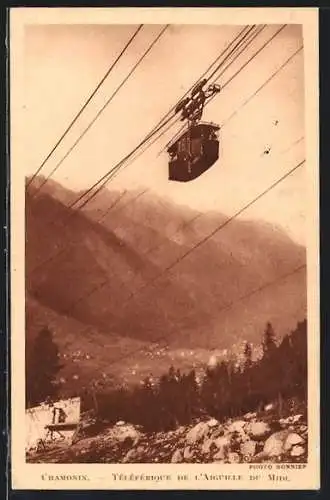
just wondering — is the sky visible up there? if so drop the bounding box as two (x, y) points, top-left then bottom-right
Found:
(23, 23), (306, 245)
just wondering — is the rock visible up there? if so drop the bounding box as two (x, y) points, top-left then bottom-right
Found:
(213, 435), (231, 459)
(103, 424), (141, 447)
(227, 420), (246, 433)
(174, 426), (186, 436)
(240, 440), (257, 458)
(207, 418), (219, 428)
(230, 431), (248, 452)
(264, 403), (274, 412)
(186, 422), (210, 445)
(213, 449), (226, 461)
(228, 452), (240, 463)
(279, 417), (291, 426)
(284, 433), (304, 451)
(291, 445), (305, 457)
(246, 421), (271, 439)
(183, 446), (194, 460)
(171, 449), (183, 463)
(122, 446), (144, 463)
(201, 438), (215, 455)
(263, 431), (289, 457)
(115, 421), (126, 426)
(249, 450), (267, 461)
(211, 426), (225, 439)
(292, 414), (303, 423)
(244, 412), (257, 420)
(279, 418), (287, 428)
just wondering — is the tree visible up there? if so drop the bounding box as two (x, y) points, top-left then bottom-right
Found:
(243, 341), (253, 370)
(137, 376), (157, 431)
(262, 322), (277, 358)
(200, 360), (234, 419)
(26, 327), (62, 407)
(179, 369), (199, 424)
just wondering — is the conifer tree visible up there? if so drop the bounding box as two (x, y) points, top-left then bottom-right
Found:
(243, 341), (253, 370)
(26, 327), (62, 406)
(262, 322), (277, 358)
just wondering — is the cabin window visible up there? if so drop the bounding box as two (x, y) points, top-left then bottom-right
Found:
(179, 137), (188, 154)
(191, 138), (202, 156)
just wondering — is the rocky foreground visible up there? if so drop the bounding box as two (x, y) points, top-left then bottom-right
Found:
(27, 404), (308, 464)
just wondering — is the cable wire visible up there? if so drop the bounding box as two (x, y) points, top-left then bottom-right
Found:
(29, 141), (306, 378)
(220, 45), (303, 128)
(30, 25), (169, 200)
(161, 23), (274, 153)
(101, 263), (307, 368)
(27, 24), (144, 190)
(123, 160), (305, 303)
(27, 26), (263, 277)
(161, 24), (287, 155)
(80, 157), (306, 366)
(39, 156), (305, 336)
(105, 25), (266, 182)
(99, 23), (287, 213)
(26, 24), (306, 373)
(27, 23), (265, 230)
(28, 25), (286, 280)
(66, 26), (259, 212)
(29, 25), (259, 240)
(29, 188), (140, 276)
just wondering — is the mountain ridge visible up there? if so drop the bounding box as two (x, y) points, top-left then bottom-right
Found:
(26, 178), (306, 388)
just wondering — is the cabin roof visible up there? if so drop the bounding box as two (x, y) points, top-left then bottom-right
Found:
(167, 121), (220, 152)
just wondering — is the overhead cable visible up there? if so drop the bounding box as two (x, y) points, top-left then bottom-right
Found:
(27, 24), (144, 190)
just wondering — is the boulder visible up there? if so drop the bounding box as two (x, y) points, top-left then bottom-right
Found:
(213, 449), (226, 461)
(175, 426), (186, 434)
(240, 440), (257, 458)
(122, 446), (144, 463)
(171, 449), (183, 463)
(284, 433), (304, 451)
(186, 422), (210, 445)
(290, 445), (305, 457)
(213, 435), (231, 459)
(211, 426), (225, 439)
(207, 418), (219, 428)
(292, 414), (303, 423)
(246, 421), (271, 439)
(227, 420), (246, 433)
(201, 438), (215, 455)
(244, 412), (257, 420)
(263, 431), (290, 457)
(103, 424), (141, 447)
(183, 446), (194, 461)
(279, 417), (291, 426)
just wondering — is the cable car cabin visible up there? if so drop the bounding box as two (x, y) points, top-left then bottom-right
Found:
(167, 123), (220, 182)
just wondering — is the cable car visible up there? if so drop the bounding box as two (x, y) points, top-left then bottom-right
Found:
(167, 81), (221, 182)
(168, 122), (220, 182)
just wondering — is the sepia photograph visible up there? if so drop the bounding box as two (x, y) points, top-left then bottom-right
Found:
(10, 7), (319, 490)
